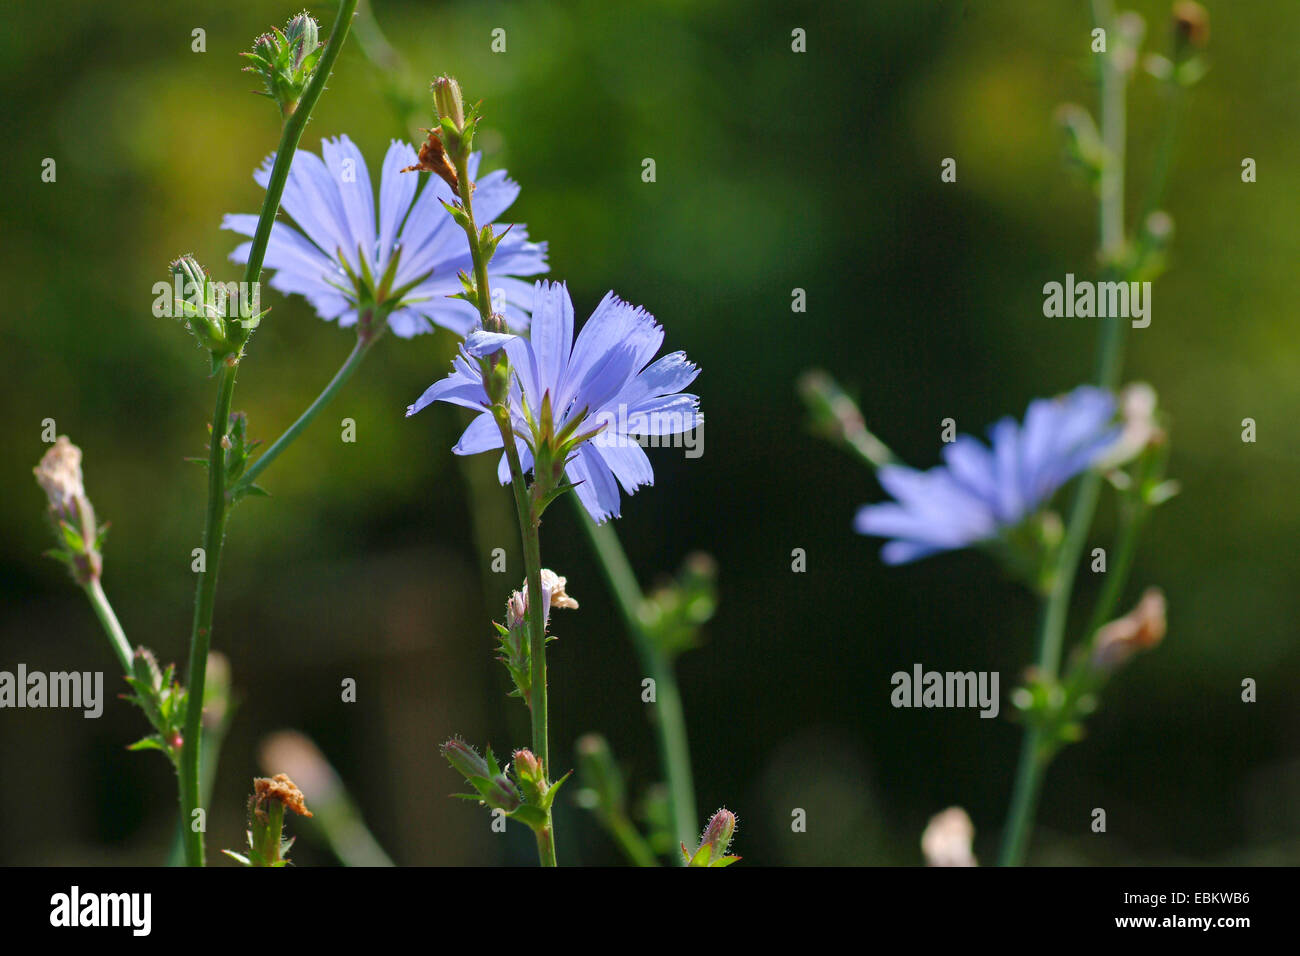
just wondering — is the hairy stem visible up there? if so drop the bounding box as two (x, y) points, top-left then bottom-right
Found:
(451, 145), (556, 866)
(178, 0), (358, 867)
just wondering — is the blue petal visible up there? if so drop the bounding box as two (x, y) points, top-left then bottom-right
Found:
(468, 168), (521, 225)
(528, 281), (574, 401)
(465, 330), (517, 358)
(620, 394), (702, 436)
(565, 445), (623, 522)
(562, 292), (664, 414)
(406, 356), (486, 416)
(591, 439), (655, 495)
(941, 435), (998, 504)
(258, 149), (351, 267)
(321, 135), (376, 263)
(453, 413), (505, 455)
(378, 140), (418, 266)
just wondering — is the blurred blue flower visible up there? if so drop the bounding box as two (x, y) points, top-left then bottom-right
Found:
(223, 135), (547, 337)
(856, 386), (1120, 564)
(406, 281), (703, 523)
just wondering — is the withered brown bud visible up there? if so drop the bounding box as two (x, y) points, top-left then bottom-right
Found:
(1091, 588), (1168, 672)
(401, 128), (459, 191)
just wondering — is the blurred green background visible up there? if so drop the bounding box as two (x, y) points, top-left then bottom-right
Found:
(2, 0), (1297, 865)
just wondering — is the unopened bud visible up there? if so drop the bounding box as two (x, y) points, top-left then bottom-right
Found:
(513, 747), (543, 783)
(441, 737), (491, 780)
(683, 808), (740, 866)
(242, 13), (324, 117)
(432, 75), (466, 133)
(283, 11), (321, 69)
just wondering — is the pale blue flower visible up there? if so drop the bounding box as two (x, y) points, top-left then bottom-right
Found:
(856, 386), (1121, 564)
(406, 281), (703, 522)
(223, 135), (547, 337)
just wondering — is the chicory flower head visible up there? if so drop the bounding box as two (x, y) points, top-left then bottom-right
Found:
(406, 280), (703, 523)
(223, 135), (548, 338)
(856, 386), (1120, 564)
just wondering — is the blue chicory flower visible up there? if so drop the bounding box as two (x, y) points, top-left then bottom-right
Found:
(855, 386), (1121, 564)
(223, 135), (548, 337)
(406, 280), (703, 523)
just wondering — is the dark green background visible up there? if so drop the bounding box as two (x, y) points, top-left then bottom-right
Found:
(2, 0), (1296, 865)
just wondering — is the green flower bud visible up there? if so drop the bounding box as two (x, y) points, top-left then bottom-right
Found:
(168, 255), (230, 357)
(683, 808), (741, 866)
(283, 11), (320, 70)
(433, 75), (466, 133)
(442, 737), (491, 780)
(241, 13), (324, 117)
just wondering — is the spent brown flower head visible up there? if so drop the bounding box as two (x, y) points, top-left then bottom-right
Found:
(253, 772), (313, 818)
(401, 128), (459, 191)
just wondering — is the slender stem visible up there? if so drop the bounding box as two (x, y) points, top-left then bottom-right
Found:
(179, 364), (237, 868)
(999, 726), (1046, 868)
(1136, 85), (1185, 228)
(999, 0), (1127, 866)
(238, 0), (361, 298)
(607, 811), (660, 867)
(83, 578), (133, 675)
(1081, 500), (1147, 642)
(178, 0), (359, 868)
(237, 332), (377, 490)
(576, 509), (698, 863)
(450, 142), (556, 866)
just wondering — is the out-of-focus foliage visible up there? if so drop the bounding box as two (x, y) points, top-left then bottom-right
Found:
(1, 0), (1296, 865)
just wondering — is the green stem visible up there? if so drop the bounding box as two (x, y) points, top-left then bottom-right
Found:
(533, 823), (556, 868)
(237, 331), (377, 491)
(83, 578), (133, 676)
(999, 0), (1127, 867)
(1081, 500), (1146, 643)
(178, 0), (359, 868)
(237, 0), (360, 299)
(179, 364), (236, 868)
(450, 142), (556, 866)
(576, 510), (698, 864)
(607, 811), (660, 867)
